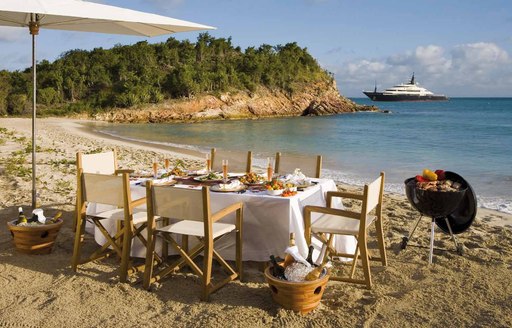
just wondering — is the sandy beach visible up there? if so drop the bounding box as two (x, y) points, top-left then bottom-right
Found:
(0, 117), (511, 327)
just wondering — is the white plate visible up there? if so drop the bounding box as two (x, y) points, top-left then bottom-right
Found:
(210, 184), (247, 192)
(194, 174), (224, 182)
(266, 189), (284, 196)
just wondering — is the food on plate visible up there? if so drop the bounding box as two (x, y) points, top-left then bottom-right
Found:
(422, 169), (438, 181)
(169, 166), (187, 177)
(265, 180), (284, 191)
(240, 172), (265, 184)
(415, 169), (462, 192)
(198, 172), (224, 181)
(282, 189), (297, 197)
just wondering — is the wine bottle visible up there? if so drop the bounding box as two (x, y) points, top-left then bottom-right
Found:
(283, 233), (296, 267)
(29, 213), (38, 223)
(17, 207), (27, 224)
(306, 245), (314, 265)
(304, 262), (328, 281)
(46, 211), (62, 224)
(270, 255), (286, 280)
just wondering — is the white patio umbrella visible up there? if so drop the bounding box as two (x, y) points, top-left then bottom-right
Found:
(0, 0), (215, 208)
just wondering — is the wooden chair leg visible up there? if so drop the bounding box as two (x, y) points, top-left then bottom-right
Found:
(143, 231), (157, 290)
(375, 217), (387, 266)
(201, 239), (214, 301)
(119, 224), (132, 283)
(71, 211), (87, 272)
(304, 210), (312, 245)
(359, 237), (372, 289)
(182, 235), (189, 255)
(350, 242), (360, 279)
(162, 217), (169, 259)
(236, 208), (243, 281)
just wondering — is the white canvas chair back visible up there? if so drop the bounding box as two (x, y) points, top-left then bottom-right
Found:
(79, 151), (116, 174)
(151, 186), (206, 222)
(364, 175), (383, 214)
(82, 173), (125, 207)
(275, 152), (322, 178)
(211, 148), (252, 173)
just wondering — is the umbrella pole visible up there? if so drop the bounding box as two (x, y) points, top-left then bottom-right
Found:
(30, 17), (39, 209)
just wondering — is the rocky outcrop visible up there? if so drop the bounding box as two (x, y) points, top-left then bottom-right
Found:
(92, 80), (378, 123)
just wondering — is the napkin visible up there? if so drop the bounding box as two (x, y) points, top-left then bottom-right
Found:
(141, 176), (174, 186)
(173, 184), (202, 190)
(285, 168), (308, 185)
(219, 180), (241, 190)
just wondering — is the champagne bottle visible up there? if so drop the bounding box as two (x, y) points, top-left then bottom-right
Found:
(270, 255), (286, 280)
(17, 207), (27, 224)
(306, 245), (314, 265)
(305, 261), (328, 281)
(29, 213), (38, 223)
(46, 211), (62, 224)
(283, 233), (296, 267)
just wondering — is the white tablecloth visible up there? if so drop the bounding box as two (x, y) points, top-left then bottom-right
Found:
(86, 179), (356, 262)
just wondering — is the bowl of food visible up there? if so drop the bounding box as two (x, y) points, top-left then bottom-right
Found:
(285, 182), (297, 192)
(265, 180), (284, 195)
(240, 172), (266, 185)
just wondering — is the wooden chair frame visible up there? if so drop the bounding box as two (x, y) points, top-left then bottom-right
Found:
(143, 182), (243, 301)
(74, 150), (134, 231)
(275, 152), (322, 178)
(304, 172), (387, 289)
(211, 148), (252, 173)
(72, 170), (147, 283)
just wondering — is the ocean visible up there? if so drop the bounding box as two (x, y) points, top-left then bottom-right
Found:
(88, 98), (512, 214)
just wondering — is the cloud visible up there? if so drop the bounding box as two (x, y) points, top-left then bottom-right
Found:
(331, 42), (512, 97)
(0, 27), (26, 42)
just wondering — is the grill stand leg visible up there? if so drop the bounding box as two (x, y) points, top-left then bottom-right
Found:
(401, 215), (423, 250)
(444, 217), (464, 255)
(429, 217), (436, 264)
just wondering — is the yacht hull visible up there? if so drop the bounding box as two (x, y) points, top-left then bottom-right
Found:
(363, 92), (448, 102)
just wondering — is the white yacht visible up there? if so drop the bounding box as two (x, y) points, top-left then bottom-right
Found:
(363, 74), (448, 101)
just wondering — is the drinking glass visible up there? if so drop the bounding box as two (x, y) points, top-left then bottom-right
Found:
(164, 158), (170, 172)
(206, 153), (211, 173)
(267, 157), (273, 182)
(152, 158), (158, 179)
(222, 160), (229, 183)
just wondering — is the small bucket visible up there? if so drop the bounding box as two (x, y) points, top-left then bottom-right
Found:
(264, 266), (329, 314)
(7, 219), (63, 255)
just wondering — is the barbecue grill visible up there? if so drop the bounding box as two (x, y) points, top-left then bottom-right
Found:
(401, 171), (477, 264)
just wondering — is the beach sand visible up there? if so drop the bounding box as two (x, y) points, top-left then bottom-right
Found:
(0, 118), (511, 327)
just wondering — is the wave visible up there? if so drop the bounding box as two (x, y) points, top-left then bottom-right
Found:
(94, 128), (210, 153)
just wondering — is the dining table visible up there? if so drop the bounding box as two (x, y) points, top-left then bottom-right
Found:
(86, 175), (356, 263)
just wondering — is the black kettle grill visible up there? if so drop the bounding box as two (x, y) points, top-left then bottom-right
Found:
(401, 171), (477, 264)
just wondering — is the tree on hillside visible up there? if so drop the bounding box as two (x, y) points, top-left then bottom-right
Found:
(0, 33), (331, 116)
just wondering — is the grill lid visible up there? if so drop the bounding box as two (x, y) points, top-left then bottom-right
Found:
(435, 171), (477, 234)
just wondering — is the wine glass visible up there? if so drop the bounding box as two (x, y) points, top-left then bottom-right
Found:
(206, 153), (211, 173)
(267, 157), (273, 182)
(152, 158), (158, 179)
(164, 158), (170, 172)
(222, 159), (229, 184)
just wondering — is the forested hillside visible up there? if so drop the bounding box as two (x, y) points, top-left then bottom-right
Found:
(0, 33), (333, 116)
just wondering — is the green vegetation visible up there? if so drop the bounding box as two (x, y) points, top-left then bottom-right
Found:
(0, 34), (331, 116)
(3, 152), (31, 178)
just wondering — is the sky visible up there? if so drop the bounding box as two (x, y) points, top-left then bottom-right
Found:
(0, 0), (511, 97)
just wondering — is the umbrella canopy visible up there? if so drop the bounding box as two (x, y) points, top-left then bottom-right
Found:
(0, 0), (215, 208)
(0, 0), (214, 36)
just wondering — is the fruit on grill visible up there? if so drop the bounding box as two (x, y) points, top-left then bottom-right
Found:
(422, 169), (438, 181)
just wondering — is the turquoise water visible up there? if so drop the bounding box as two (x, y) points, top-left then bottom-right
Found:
(90, 98), (512, 214)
